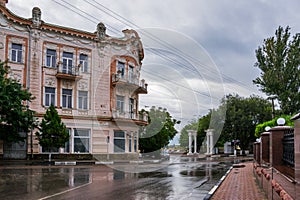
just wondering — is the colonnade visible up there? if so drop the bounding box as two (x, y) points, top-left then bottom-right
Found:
(187, 129), (215, 156)
(187, 130), (197, 155)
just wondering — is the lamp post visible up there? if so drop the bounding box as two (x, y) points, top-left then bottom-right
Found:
(267, 95), (276, 119)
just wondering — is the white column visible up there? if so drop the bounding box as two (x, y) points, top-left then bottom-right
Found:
(210, 132), (214, 154)
(205, 129), (214, 155)
(187, 131), (193, 155)
(206, 134), (210, 154)
(193, 131), (198, 154)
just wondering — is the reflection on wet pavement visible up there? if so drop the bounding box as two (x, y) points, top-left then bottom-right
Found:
(0, 155), (234, 200)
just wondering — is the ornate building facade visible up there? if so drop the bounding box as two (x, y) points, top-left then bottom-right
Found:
(0, 1), (148, 159)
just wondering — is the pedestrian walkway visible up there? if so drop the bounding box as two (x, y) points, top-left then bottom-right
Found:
(210, 162), (267, 200)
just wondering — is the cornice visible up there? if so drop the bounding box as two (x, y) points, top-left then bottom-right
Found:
(0, 5), (144, 61)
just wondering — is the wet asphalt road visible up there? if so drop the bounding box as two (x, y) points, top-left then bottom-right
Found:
(0, 155), (235, 200)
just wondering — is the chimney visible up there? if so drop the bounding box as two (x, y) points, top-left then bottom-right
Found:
(0, 0), (8, 7)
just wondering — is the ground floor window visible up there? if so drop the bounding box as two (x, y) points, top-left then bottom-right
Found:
(114, 130), (125, 153)
(129, 135), (132, 152)
(74, 129), (90, 153)
(134, 136), (137, 152)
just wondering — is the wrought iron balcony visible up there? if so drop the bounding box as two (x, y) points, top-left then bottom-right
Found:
(112, 73), (148, 94)
(56, 62), (82, 80)
(112, 110), (148, 122)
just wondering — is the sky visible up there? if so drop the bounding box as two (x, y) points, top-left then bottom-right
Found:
(6, 0), (300, 141)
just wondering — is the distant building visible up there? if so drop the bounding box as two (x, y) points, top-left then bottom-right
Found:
(0, 1), (148, 159)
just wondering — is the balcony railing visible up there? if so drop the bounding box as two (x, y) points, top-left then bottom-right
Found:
(282, 128), (294, 167)
(56, 62), (81, 80)
(112, 110), (148, 122)
(112, 73), (148, 94)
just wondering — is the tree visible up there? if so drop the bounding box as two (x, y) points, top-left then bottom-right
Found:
(0, 61), (35, 142)
(36, 105), (69, 157)
(139, 107), (180, 154)
(219, 94), (272, 151)
(253, 26), (300, 115)
(179, 113), (210, 152)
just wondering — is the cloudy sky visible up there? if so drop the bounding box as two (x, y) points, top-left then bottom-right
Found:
(6, 0), (300, 132)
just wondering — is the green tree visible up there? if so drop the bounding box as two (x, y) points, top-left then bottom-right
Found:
(36, 105), (69, 155)
(253, 26), (300, 115)
(179, 113), (210, 152)
(139, 107), (180, 154)
(218, 94), (272, 151)
(0, 61), (35, 142)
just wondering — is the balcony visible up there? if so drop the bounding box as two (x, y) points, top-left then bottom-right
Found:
(112, 73), (148, 94)
(56, 62), (82, 80)
(112, 110), (148, 122)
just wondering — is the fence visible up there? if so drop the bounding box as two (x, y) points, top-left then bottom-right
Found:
(253, 114), (300, 199)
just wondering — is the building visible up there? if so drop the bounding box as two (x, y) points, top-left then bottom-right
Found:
(0, 1), (148, 159)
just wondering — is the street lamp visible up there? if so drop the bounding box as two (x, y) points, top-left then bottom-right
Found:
(277, 117), (286, 126)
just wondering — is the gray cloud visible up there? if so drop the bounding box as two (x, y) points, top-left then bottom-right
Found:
(6, 0), (300, 126)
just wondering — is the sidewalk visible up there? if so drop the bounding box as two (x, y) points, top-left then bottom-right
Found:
(209, 162), (267, 200)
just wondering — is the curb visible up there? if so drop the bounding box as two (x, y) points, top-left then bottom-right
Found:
(203, 166), (233, 200)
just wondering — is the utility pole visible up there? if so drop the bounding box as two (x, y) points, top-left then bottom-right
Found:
(268, 95), (276, 119)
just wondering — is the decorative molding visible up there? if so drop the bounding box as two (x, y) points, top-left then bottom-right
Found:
(62, 80), (72, 88)
(8, 71), (22, 82)
(45, 77), (55, 87)
(78, 110), (88, 115)
(78, 80), (88, 90)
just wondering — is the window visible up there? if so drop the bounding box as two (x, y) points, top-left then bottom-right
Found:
(117, 61), (125, 78)
(44, 87), (55, 106)
(10, 43), (22, 63)
(46, 49), (56, 68)
(129, 134), (132, 152)
(62, 52), (73, 74)
(79, 54), (88, 73)
(114, 130), (125, 153)
(116, 95), (125, 112)
(129, 98), (134, 119)
(74, 129), (90, 153)
(134, 136), (137, 152)
(78, 91), (88, 110)
(62, 89), (72, 109)
(129, 65), (134, 83)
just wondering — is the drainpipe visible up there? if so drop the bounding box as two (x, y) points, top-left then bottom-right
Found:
(26, 25), (33, 159)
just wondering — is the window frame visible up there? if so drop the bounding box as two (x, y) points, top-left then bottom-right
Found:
(114, 130), (125, 153)
(62, 88), (72, 109)
(128, 65), (134, 83)
(62, 52), (73, 74)
(116, 95), (125, 113)
(79, 53), (88, 73)
(10, 43), (22, 63)
(44, 87), (56, 107)
(78, 90), (88, 110)
(45, 49), (57, 68)
(73, 128), (90, 153)
(117, 61), (125, 78)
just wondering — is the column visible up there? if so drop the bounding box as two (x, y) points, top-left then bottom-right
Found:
(205, 129), (214, 155)
(206, 134), (210, 154)
(187, 131), (193, 155)
(210, 130), (214, 154)
(193, 131), (198, 154)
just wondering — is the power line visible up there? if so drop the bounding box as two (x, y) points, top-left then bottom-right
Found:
(50, 0), (258, 97)
(83, 0), (258, 93)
